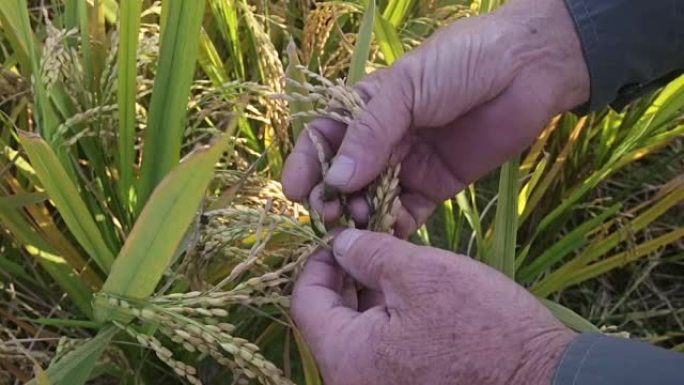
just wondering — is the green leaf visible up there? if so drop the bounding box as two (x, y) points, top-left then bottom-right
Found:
(18, 131), (115, 273)
(533, 187), (684, 297)
(23, 317), (101, 330)
(0, 209), (93, 318)
(487, 157), (520, 278)
(551, 227), (684, 294)
(442, 199), (457, 251)
(0, 0), (60, 139)
(285, 38), (313, 141)
(198, 29), (230, 86)
(540, 299), (600, 333)
(209, 0), (245, 80)
(33, 364), (50, 385)
(26, 326), (118, 385)
(348, 0), (376, 85)
(456, 188), (484, 257)
(95, 136), (228, 321)
(516, 203), (622, 282)
(0, 192), (47, 209)
(138, 0), (207, 208)
(117, 0), (142, 213)
(0, 253), (33, 283)
(293, 328), (322, 385)
(0, 0), (31, 73)
(382, 0), (415, 27)
(479, 0), (504, 14)
(374, 14), (404, 65)
(649, 74), (684, 129)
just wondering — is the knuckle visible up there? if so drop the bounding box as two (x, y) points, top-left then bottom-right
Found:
(363, 235), (409, 277)
(353, 110), (390, 149)
(391, 56), (418, 100)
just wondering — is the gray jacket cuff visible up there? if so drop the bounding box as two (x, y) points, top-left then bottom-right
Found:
(554, 334), (684, 385)
(564, 0), (684, 113)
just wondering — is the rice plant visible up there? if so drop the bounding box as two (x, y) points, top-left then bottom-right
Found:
(0, 0), (682, 384)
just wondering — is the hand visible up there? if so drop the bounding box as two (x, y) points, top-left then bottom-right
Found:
(282, 0), (590, 237)
(292, 229), (575, 385)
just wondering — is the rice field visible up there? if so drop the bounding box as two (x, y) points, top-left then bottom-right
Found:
(0, 1), (682, 384)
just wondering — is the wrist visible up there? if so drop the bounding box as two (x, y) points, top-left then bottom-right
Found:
(510, 329), (577, 385)
(494, 0), (590, 114)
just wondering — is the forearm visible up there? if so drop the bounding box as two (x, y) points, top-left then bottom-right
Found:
(564, 0), (684, 112)
(554, 334), (684, 385)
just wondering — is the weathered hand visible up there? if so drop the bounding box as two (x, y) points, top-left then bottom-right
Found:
(292, 229), (574, 385)
(282, 0), (589, 237)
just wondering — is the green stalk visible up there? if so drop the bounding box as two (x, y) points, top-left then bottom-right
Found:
(488, 156), (519, 278)
(137, 0), (207, 209)
(117, 0), (142, 216)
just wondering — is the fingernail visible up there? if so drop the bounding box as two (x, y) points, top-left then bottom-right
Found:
(333, 229), (363, 258)
(326, 155), (356, 187)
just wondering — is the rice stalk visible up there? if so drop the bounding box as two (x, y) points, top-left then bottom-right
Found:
(103, 286), (296, 385)
(301, 3), (356, 64)
(238, 2), (289, 147)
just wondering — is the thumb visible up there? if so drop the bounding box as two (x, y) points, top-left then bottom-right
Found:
(324, 71), (413, 192)
(332, 229), (415, 299)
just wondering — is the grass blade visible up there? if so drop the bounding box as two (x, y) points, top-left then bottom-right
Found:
(293, 328), (322, 385)
(26, 326), (118, 385)
(198, 29), (230, 86)
(648, 74), (684, 129)
(209, 0), (245, 80)
(455, 187), (485, 257)
(479, 0), (503, 14)
(547, 228), (684, 295)
(533, 185), (684, 297)
(442, 199), (457, 251)
(285, 38), (313, 141)
(0, 1), (31, 73)
(487, 157), (520, 278)
(517, 203), (622, 282)
(374, 14), (405, 65)
(383, 0), (415, 27)
(95, 136), (228, 321)
(1, 0), (60, 139)
(138, 0), (207, 207)
(0, 209), (93, 317)
(0, 192), (47, 209)
(117, 0), (142, 213)
(348, 0), (376, 85)
(18, 131), (115, 273)
(540, 299), (600, 333)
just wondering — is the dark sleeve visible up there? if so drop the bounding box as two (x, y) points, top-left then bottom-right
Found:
(564, 0), (684, 113)
(553, 333), (684, 385)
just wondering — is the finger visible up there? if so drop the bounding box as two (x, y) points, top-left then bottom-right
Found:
(282, 118), (346, 201)
(332, 229), (415, 308)
(341, 274), (359, 310)
(358, 288), (385, 311)
(324, 71), (413, 192)
(353, 68), (390, 102)
(347, 194), (370, 228)
(394, 203), (420, 240)
(393, 192), (438, 239)
(309, 183), (343, 224)
(291, 249), (359, 342)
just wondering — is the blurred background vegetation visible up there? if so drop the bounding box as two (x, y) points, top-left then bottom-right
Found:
(0, 0), (682, 384)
